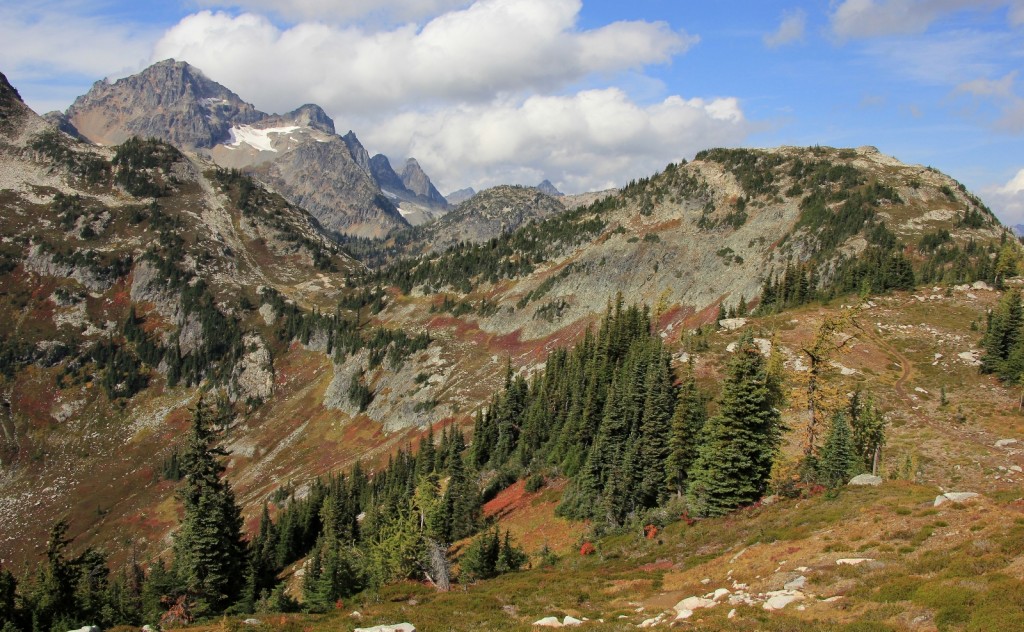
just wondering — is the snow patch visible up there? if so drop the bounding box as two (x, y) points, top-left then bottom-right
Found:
(226, 125), (303, 153)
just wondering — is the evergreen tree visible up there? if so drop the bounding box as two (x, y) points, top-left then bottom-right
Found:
(686, 332), (782, 517)
(636, 349), (675, 508)
(665, 363), (706, 497)
(171, 397), (246, 615)
(26, 519), (78, 632)
(849, 391), (886, 474)
(981, 289), (1022, 375)
(819, 412), (857, 487)
(0, 565), (17, 631)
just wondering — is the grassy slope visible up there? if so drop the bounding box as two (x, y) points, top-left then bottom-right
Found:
(173, 283), (1024, 631)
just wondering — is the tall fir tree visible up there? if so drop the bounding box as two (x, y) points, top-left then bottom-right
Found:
(665, 362), (706, 497)
(981, 289), (1022, 376)
(819, 412), (858, 487)
(848, 391), (885, 474)
(686, 332), (782, 517)
(171, 397), (246, 614)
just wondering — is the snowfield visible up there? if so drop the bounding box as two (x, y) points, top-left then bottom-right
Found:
(226, 125), (303, 152)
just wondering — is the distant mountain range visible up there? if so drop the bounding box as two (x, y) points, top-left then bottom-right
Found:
(49, 59), (450, 238)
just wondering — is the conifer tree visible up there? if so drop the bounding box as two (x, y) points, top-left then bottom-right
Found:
(637, 351), (675, 506)
(686, 332), (782, 516)
(665, 363), (706, 497)
(0, 565), (17, 631)
(819, 412), (857, 487)
(849, 391), (886, 474)
(981, 289), (1022, 376)
(171, 397), (246, 614)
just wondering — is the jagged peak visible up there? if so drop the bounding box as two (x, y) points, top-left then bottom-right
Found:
(284, 103), (335, 134)
(0, 70), (24, 106)
(536, 179), (563, 197)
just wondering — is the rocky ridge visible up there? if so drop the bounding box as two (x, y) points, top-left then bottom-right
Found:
(55, 60), (425, 238)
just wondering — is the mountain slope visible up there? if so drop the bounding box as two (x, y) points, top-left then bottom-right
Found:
(405, 184), (568, 254)
(0, 68), (1018, 632)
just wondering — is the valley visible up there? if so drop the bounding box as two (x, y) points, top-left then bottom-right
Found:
(0, 59), (1022, 632)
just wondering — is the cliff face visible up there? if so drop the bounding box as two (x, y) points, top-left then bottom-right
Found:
(256, 137), (407, 238)
(400, 158), (449, 208)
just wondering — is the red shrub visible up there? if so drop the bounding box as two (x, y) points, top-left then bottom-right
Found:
(579, 542), (596, 556)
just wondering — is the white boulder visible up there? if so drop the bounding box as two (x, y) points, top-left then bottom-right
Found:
(533, 617), (563, 628)
(355, 625), (415, 632)
(836, 558), (873, 566)
(935, 492), (980, 506)
(763, 591), (804, 611)
(849, 474), (883, 486)
(719, 317), (748, 330)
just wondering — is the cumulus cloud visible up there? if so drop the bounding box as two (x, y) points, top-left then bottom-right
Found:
(984, 168), (1024, 224)
(194, 0), (473, 23)
(830, 0), (1013, 40)
(360, 89), (750, 194)
(0, 2), (156, 82)
(152, 0), (697, 116)
(764, 9), (807, 48)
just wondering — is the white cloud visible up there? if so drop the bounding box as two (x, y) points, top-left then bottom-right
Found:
(152, 1), (696, 116)
(0, 2), (156, 82)
(860, 30), (1008, 86)
(984, 168), (1024, 224)
(956, 71), (1017, 97)
(764, 9), (807, 48)
(194, 0), (473, 24)
(830, 0), (1011, 40)
(953, 71), (1024, 133)
(1012, 0), (1024, 25)
(360, 89), (750, 194)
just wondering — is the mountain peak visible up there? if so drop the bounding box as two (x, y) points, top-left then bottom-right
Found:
(536, 179), (563, 196)
(64, 59), (263, 149)
(401, 158), (448, 208)
(0, 70), (35, 136)
(0, 70), (24, 106)
(285, 104), (335, 135)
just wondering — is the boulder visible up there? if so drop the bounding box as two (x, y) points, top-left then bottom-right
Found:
(784, 576), (807, 591)
(242, 619), (261, 625)
(712, 588), (731, 601)
(719, 318), (748, 331)
(763, 591), (804, 611)
(934, 492), (980, 506)
(532, 617), (563, 628)
(677, 596), (716, 611)
(835, 558), (873, 566)
(996, 439), (1019, 448)
(849, 474), (883, 486)
(562, 616), (583, 626)
(674, 609), (694, 620)
(355, 625), (415, 632)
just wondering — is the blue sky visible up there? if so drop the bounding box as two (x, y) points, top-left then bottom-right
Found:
(2, 0), (1023, 222)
